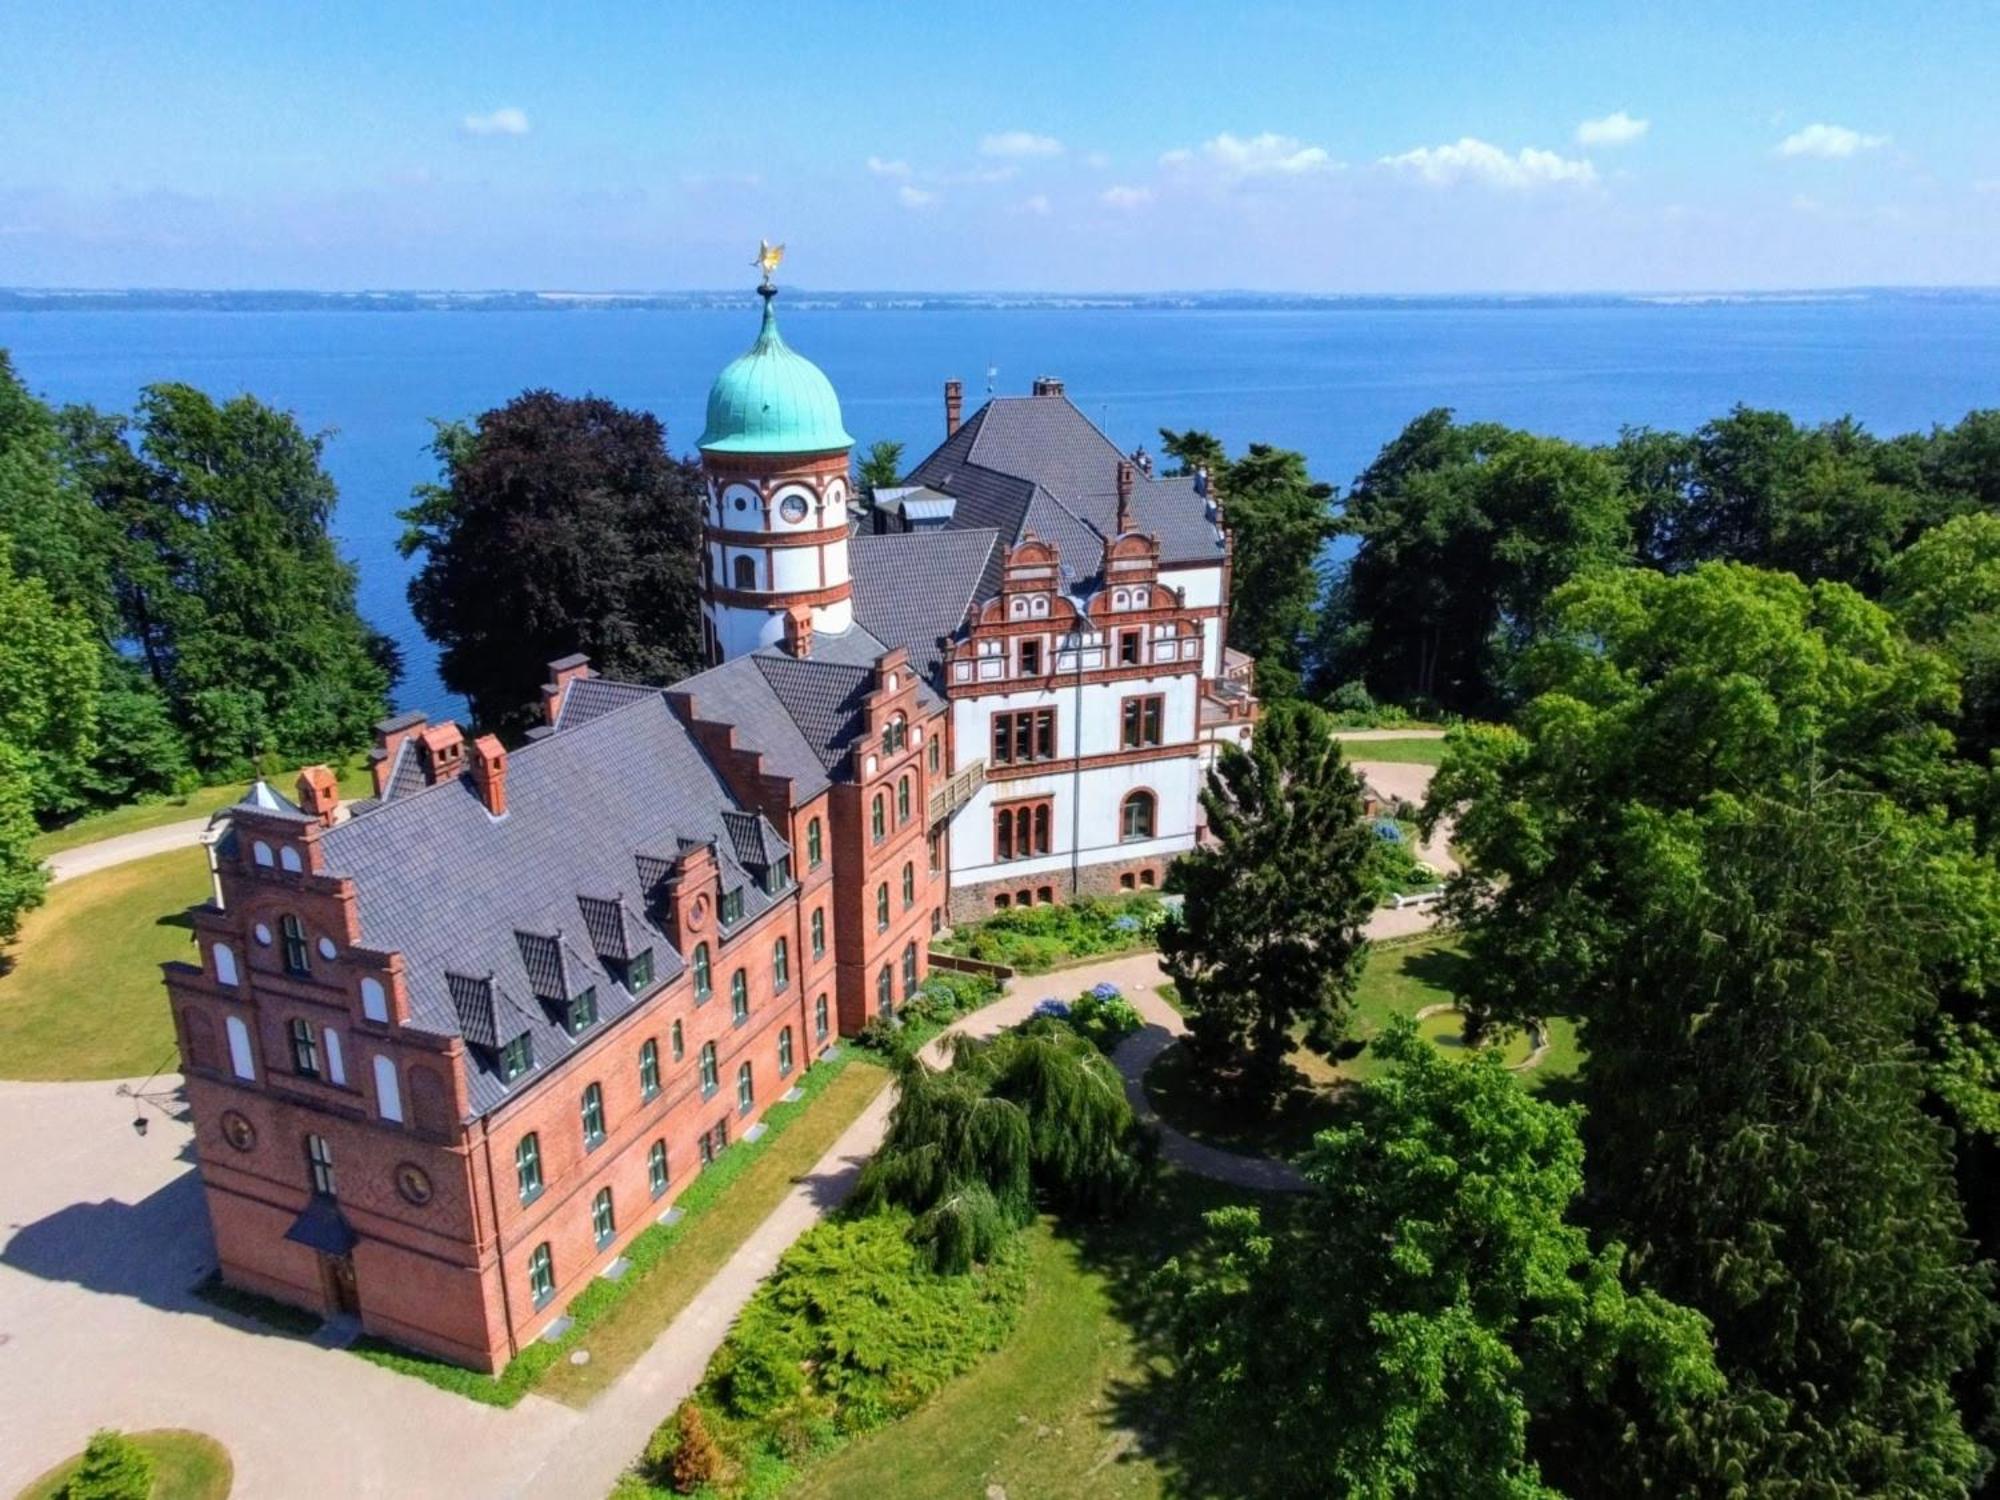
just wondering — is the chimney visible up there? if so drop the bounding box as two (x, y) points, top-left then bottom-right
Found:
(782, 602), (814, 659)
(1132, 445), (1154, 478)
(470, 734), (508, 817)
(1116, 459), (1135, 535)
(944, 379), (963, 438)
(296, 765), (341, 826)
(418, 721), (465, 784)
(542, 653), (594, 727)
(1031, 375), (1065, 397)
(370, 710), (428, 796)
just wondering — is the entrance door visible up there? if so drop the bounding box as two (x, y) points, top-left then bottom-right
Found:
(324, 1253), (359, 1316)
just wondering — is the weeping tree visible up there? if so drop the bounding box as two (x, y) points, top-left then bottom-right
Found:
(853, 1023), (1149, 1273)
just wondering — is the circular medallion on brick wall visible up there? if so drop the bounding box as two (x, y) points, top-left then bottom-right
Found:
(688, 895), (709, 929)
(394, 1162), (434, 1207)
(220, 1110), (256, 1152)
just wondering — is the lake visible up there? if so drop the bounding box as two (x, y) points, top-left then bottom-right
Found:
(4, 293), (1998, 719)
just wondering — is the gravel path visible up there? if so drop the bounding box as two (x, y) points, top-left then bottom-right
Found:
(43, 817), (213, 883)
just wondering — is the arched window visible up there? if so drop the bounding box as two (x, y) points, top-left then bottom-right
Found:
(806, 817), (823, 868)
(648, 1139), (669, 1198)
(778, 1026), (795, 1077)
(639, 1038), (660, 1098)
(1120, 789), (1156, 842)
(515, 1132), (543, 1201)
(811, 906), (826, 958)
(212, 942), (239, 987)
(359, 975), (387, 1021)
(772, 937), (790, 991)
(322, 1027), (346, 1085)
(591, 1186), (616, 1248)
(580, 1082), (606, 1148)
(735, 1060), (754, 1114)
(814, 993), (829, 1040)
(528, 1242), (555, 1306)
(901, 861), (915, 908)
(732, 554), (757, 590)
(280, 845), (303, 873)
(902, 942), (919, 998)
(699, 1042), (718, 1095)
(693, 943), (712, 1001)
(897, 775), (911, 823)
(871, 793), (885, 842)
(305, 1133), (336, 1196)
(731, 968), (749, 1022)
(374, 1054), (403, 1123)
(253, 840), (274, 868)
(875, 883), (890, 931)
(671, 1019), (685, 1061)
(226, 1014), (255, 1080)
(279, 914), (310, 976)
(929, 737), (941, 773)
(877, 964), (893, 1017)
(289, 1017), (320, 1077)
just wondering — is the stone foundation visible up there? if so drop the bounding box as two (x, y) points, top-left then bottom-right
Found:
(948, 853), (1172, 925)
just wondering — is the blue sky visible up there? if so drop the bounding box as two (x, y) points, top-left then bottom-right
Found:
(3, 0), (1996, 292)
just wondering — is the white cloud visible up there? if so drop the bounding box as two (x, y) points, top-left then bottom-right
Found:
(897, 184), (937, 209)
(980, 130), (1064, 159)
(1576, 111), (1649, 147)
(1777, 123), (1888, 159)
(1101, 184), (1153, 209)
(1379, 137), (1597, 188)
(461, 106), (529, 137)
(1162, 131), (1335, 179)
(866, 156), (912, 178)
(939, 165), (1018, 185)
(1083, 150), (1111, 170)
(1017, 193), (1053, 216)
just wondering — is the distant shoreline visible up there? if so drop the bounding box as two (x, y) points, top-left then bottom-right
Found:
(4, 286), (1999, 315)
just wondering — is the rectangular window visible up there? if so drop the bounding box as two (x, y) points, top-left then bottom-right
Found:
(581, 1083), (606, 1149)
(306, 1134), (335, 1197)
(500, 1033), (534, 1082)
(994, 798), (1053, 861)
(566, 986), (598, 1036)
(516, 1133), (543, 1202)
(720, 889), (744, 926)
(528, 1243), (555, 1307)
(640, 1039), (660, 1099)
(1121, 694), (1165, 748)
(648, 1140), (669, 1198)
(1018, 638), (1041, 675)
(627, 950), (654, 992)
(1119, 630), (1141, 666)
(990, 708), (1056, 766)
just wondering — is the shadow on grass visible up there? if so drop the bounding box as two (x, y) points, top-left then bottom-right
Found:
(1402, 942), (1474, 995)
(155, 909), (195, 931)
(1144, 1040), (1346, 1163)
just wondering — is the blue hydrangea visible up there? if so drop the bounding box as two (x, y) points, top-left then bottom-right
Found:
(1112, 914), (1141, 932)
(1374, 818), (1404, 843)
(1033, 998), (1071, 1019)
(1090, 981), (1122, 1000)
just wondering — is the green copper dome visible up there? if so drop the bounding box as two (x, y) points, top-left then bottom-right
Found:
(698, 294), (854, 455)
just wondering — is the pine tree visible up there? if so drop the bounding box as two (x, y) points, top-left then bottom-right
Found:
(1162, 700), (1376, 1104)
(65, 1429), (153, 1500)
(666, 1401), (720, 1494)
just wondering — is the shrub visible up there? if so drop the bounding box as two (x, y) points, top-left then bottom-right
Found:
(66, 1429), (153, 1500)
(1067, 984), (1144, 1053)
(668, 1401), (721, 1493)
(934, 894), (1164, 972)
(1032, 997), (1072, 1021)
(902, 969), (999, 1026)
(853, 1015), (903, 1055)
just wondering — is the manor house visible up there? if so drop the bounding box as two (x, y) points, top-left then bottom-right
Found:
(162, 274), (1256, 1371)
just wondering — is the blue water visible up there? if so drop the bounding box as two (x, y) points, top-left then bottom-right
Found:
(4, 297), (1998, 719)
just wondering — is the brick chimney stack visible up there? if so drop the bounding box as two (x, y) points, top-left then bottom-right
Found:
(1116, 459), (1135, 535)
(782, 602), (814, 659)
(296, 765), (341, 826)
(1031, 375), (1065, 397)
(419, 721), (465, 784)
(470, 734), (508, 817)
(944, 379), (963, 438)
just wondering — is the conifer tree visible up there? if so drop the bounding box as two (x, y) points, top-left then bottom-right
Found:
(1162, 700), (1376, 1104)
(66, 1429), (153, 1500)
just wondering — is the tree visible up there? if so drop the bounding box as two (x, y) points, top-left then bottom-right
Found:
(1887, 512), (2000, 765)
(1325, 410), (1632, 714)
(0, 351), (114, 632)
(855, 438), (902, 507)
(65, 1429), (153, 1500)
(1218, 444), (1335, 699)
(1161, 700), (1376, 1103)
(1157, 426), (1229, 483)
(0, 746), (42, 944)
(1156, 1020), (1721, 1499)
(0, 537), (100, 820)
(400, 391), (704, 736)
(666, 1401), (720, 1494)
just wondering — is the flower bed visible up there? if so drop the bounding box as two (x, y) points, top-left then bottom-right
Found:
(932, 894), (1165, 974)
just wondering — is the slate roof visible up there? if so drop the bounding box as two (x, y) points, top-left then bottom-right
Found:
(849, 529), (1002, 685)
(555, 675), (661, 731)
(905, 393), (1225, 573)
(318, 691), (751, 1116)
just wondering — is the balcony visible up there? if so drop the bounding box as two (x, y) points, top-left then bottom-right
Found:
(929, 759), (985, 824)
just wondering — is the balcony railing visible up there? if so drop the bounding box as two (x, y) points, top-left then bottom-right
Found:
(929, 759), (985, 824)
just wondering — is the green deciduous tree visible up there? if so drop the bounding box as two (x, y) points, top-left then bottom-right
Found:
(855, 438), (902, 505)
(0, 537), (101, 820)
(399, 391), (703, 736)
(1156, 1020), (1721, 1500)
(1887, 511), (2000, 768)
(1162, 700), (1376, 1103)
(1324, 410), (1632, 714)
(65, 1429), (154, 1500)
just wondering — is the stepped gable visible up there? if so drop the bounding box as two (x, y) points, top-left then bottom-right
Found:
(315, 689), (750, 1115)
(848, 528), (1002, 684)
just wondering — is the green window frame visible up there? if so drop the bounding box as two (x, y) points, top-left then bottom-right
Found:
(898, 775), (911, 823)
(528, 1242), (555, 1307)
(731, 968), (749, 1024)
(693, 943), (712, 1002)
(778, 1026), (794, 1077)
(671, 1019), (685, 1062)
(699, 1042), (718, 1096)
(815, 993), (829, 1040)
(306, 1133), (335, 1197)
(580, 1082), (606, 1149)
(639, 1038), (660, 1099)
(500, 1033), (533, 1082)
(877, 965), (893, 1017)
(566, 985), (598, 1037)
(720, 888), (744, 926)
(806, 818), (822, 868)
(902, 942), (919, 998)
(902, 861), (915, 908)
(736, 1060), (754, 1115)
(591, 1186), (615, 1249)
(871, 794), (885, 842)
(876, 883), (890, 931)
(648, 1139), (669, 1198)
(279, 913), (310, 977)
(289, 1017), (320, 1077)
(627, 949), (654, 992)
(772, 938), (789, 992)
(811, 907), (825, 958)
(516, 1132), (543, 1202)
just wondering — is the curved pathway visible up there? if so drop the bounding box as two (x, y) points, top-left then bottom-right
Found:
(43, 817), (214, 883)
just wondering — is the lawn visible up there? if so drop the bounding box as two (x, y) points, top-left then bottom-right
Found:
(30, 763), (373, 859)
(16, 1429), (233, 1500)
(0, 847), (210, 1080)
(1338, 736), (1448, 766)
(784, 1169), (1246, 1500)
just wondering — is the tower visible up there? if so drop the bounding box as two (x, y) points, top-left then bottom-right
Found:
(697, 254), (856, 663)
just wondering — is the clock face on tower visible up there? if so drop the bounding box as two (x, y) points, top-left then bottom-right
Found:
(779, 494), (809, 524)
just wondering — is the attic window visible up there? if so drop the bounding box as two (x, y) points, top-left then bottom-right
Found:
(764, 856), (792, 895)
(566, 986), (599, 1036)
(720, 888), (744, 926)
(500, 1034), (534, 1082)
(626, 949), (654, 992)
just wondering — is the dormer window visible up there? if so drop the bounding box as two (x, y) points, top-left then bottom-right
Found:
(764, 856), (791, 895)
(500, 1033), (534, 1082)
(720, 888), (744, 926)
(626, 949), (654, 992)
(566, 986), (599, 1037)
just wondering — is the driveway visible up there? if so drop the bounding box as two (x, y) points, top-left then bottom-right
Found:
(44, 818), (214, 884)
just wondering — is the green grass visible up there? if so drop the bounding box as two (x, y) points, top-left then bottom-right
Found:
(932, 895), (1163, 974)
(30, 763), (374, 859)
(0, 847), (210, 1080)
(15, 1430), (233, 1500)
(1338, 736), (1448, 766)
(348, 1053), (893, 1407)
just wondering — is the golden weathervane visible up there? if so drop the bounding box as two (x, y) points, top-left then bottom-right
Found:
(754, 239), (785, 290)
